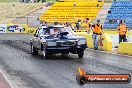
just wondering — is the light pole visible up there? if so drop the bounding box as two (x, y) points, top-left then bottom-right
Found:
(74, 2), (76, 22)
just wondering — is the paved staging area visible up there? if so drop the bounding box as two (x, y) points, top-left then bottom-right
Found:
(0, 34), (132, 88)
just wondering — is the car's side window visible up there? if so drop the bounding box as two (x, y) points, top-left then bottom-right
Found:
(44, 28), (50, 35)
(50, 28), (55, 35)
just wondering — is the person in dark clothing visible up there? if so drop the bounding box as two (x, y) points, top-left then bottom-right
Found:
(54, 22), (59, 25)
(37, 0), (40, 3)
(75, 19), (81, 30)
(42, 0), (46, 3)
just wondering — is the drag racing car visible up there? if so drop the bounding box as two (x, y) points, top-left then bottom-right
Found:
(30, 25), (87, 58)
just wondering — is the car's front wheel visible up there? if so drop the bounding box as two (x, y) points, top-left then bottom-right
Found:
(78, 51), (84, 58)
(31, 44), (38, 55)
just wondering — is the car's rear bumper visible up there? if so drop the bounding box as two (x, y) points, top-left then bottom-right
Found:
(45, 44), (87, 54)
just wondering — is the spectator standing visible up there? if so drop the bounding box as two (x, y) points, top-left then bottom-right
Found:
(75, 19), (81, 30)
(37, 0), (40, 3)
(117, 20), (128, 43)
(66, 22), (74, 30)
(33, 0), (36, 2)
(20, 0), (24, 2)
(92, 20), (103, 50)
(85, 18), (91, 34)
(42, 0), (46, 3)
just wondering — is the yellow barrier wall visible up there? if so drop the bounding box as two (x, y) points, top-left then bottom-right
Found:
(117, 42), (132, 55)
(76, 32), (112, 52)
(101, 35), (112, 52)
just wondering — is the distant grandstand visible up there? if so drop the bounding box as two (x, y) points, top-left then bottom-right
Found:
(40, 0), (104, 24)
(104, 0), (132, 29)
(40, 0), (132, 29)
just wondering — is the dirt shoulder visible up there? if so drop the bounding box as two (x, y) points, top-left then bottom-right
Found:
(0, 3), (46, 23)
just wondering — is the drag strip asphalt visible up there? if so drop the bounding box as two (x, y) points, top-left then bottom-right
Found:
(0, 34), (132, 88)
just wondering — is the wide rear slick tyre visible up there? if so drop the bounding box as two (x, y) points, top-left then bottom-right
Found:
(78, 51), (84, 58)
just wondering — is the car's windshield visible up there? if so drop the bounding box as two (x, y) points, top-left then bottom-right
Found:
(49, 27), (75, 35)
(38, 26), (75, 37)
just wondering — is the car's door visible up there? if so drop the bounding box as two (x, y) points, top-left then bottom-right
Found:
(33, 29), (41, 49)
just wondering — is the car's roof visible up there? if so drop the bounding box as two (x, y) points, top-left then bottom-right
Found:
(40, 26), (48, 29)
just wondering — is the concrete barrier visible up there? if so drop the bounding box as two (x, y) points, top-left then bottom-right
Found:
(117, 42), (132, 55)
(76, 32), (112, 52)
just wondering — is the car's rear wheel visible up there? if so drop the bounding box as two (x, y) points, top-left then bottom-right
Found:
(31, 44), (38, 55)
(78, 51), (84, 58)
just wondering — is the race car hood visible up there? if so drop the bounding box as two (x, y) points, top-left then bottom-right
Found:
(39, 33), (86, 47)
(67, 34), (86, 40)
